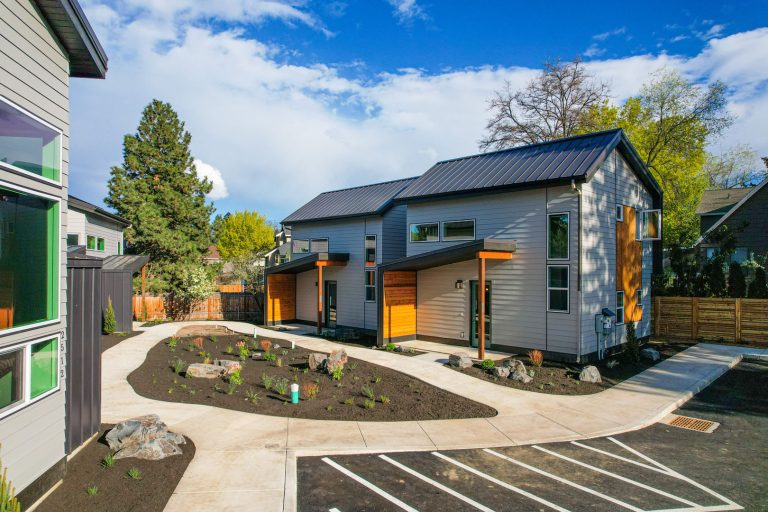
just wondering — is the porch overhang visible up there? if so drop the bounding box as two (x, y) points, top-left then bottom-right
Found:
(264, 252), (349, 275)
(379, 238), (516, 272)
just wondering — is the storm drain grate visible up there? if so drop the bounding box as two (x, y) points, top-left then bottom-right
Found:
(663, 414), (720, 433)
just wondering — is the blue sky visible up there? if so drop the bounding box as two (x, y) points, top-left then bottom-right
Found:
(70, 0), (768, 223)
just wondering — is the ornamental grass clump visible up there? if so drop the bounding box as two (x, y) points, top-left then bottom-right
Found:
(361, 384), (375, 400)
(274, 378), (290, 396)
(481, 359), (495, 370)
(167, 337), (178, 351)
(1, 454), (21, 512)
(528, 350), (544, 368)
(302, 382), (319, 400)
(260, 373), (274, 391)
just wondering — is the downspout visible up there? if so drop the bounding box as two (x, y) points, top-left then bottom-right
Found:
(571, 179), (583, 363)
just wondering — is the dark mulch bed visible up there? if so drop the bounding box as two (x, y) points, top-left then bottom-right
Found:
(447, 341), (691, 395)
(101, 331), (142, 353)
(35, 425), (194, 512)
(128, 334), (496, 421)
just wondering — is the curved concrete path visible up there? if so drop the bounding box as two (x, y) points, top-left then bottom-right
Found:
(101, 321), (766, 512)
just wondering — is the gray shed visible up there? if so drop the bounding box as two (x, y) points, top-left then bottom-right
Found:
(101, 255), (149, 333)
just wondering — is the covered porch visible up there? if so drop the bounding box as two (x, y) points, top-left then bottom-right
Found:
(377, 238), (516, 359)
(264, 252), (349, 334)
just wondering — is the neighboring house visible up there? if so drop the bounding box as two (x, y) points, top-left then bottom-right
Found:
(266, 130), (663, 362)
(264, 227), (291, 267)
(67, 195), (129, 257)
(264, 178), (416, 336)
(0, 0), (107, 505)
(203, 244), (222, 264)
(694, 180), (768, 262)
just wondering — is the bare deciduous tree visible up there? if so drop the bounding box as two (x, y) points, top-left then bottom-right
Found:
(479, 59), (609, 151)
(704, 144), (764, 189)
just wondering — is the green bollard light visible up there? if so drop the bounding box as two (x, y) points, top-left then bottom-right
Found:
(291, 382), (299, 404)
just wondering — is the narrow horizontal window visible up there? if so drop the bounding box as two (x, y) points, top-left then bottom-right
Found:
(364, 270), (376, 302)
(441, 220), (475, 241)
(547, 213), (569, 260)
(0, 97), (61, 182)
(547, 265), (569, 312)
(0, 335), (61, 420)
(410, 223), (438, 242)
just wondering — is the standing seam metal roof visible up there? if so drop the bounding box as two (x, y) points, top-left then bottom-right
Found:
(396, 129), (624, 200)
(282, 177), (418, 224)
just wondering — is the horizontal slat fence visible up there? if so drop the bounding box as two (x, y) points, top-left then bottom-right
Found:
(654, 296), (768, 344)
(133, 293), (263, 323)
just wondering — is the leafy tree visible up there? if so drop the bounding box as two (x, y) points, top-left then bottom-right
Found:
(168, 265), (216, 318)
(216, 211), (274, 260)
(479, 59), (608, 150)
(727, 262), (746, 298)
(701, 257), (727, 297)
(704, 145), (765, 189)
(748, 267), (768, 298)
(103, 297), (116, 334)
(106, 100), (214, 295)
(582, 70), (733, 246)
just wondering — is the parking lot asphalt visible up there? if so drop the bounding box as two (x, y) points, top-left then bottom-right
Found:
(298, 360), (767, 512)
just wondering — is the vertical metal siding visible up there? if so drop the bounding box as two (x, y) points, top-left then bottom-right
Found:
(101, 270), (133, 333)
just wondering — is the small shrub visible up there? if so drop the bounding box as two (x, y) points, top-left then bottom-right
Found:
(528, 350), (544, 367)
(168, 337), (178, 351)
(363, 399), (376, 409)
(86, 485), (98, 496)
(302, 382), (320, 400)
(331, 366), (344, 381)
(481, 359), (495, 370)
(225, 344), (234, 355)
(347, 362), (358, 371)
(373, 375), (382, 384)
(103, 297), (116, 334)
(260, 340), (273, 352)
(209, 335), (218, 344)
(245, 388), (261, 404)
(264, 351), (277, 362)
(385, 342), (396, 351)
(236, 341), (249, 360)
(326, 405), (333, 412)
(274, 378), (290, 396)
(624, 321), (640, 363)
(361, 384), (375, 399)
(261, 373), (274, 391)
(101, 453), (116, 469)
(343, 397), (355, 405)
(126, 467), (141, 480)
(275, 357), (283, 368)
(186, 343), (195, 352)
(170, 357), (187, 375)
(227, 380), (238, 395)
(379, 395), (390, 404)
(229, 369), (244, 386)
(193, 337), (205, 351)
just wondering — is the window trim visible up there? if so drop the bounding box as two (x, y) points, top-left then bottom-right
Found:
(364, 269), (376, 302)
(292, 239), (310, 254)
(616, 204), (624, 222)
(641, 209), (662, 241)
(86, 235), (97, 251)
(67, 233), (80, 246)
(0, 179), (61, 338)
(309, 238), (329, 253)
(616, 291), (625, 325)
(364, 234), (377, 265)
(96, 237), (105, 252)
(440, 219), (476, 242)
(547, 212), (570, 260)
(0, 95), (63, 186)
(546, 264), (570, 313)
(0, 333), (62, 421)
(409, 222), (439, 243)
(635, 208), (642, 241)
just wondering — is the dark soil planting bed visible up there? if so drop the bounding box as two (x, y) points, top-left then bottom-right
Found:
(101, 331), (141, 353)
(35, 425), (194, 512)
(128, 334), (496, 421)
(448, 341), (689, 395)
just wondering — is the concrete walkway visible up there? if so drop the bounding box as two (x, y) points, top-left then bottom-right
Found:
(101, 321), (766, 512)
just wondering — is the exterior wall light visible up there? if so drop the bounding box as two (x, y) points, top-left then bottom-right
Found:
(455, 280), (464, 290)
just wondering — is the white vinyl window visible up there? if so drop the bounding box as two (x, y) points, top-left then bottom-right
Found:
(547, 265), (569, 313)
(365, 235), (376, 264)
(0, 96), (62, 183)
(616, 205), (624, 222)
(547, 212), (569, 260)
(365, 270), (376, 302)
(441, 220), (475, 241)
(641, 210), (662, 240)
(636, 289), (643, 319)
(0, 334), (61, 420)
(616, 291), (625, 325)
(292, 239), (309, 254)
(309, 238), (328, 253)
(409, 223), (438, 242)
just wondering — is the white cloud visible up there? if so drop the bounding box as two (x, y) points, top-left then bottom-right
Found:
(593, 27), (626, 41)
(68, 5), (768, 222)
(387, 0), (426, 23)
(194, 159), (229, 200)
(584, 43), (605, 57)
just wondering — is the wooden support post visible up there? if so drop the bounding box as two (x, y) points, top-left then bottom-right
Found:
(141, 264), (147, 322)
(735, 298), (742, 343)
(691, 297), (699, 340)
(478, 256), (486, 360)
(653, 296), (660, 337)
(317, 264), (323, 335)
(265, 275), (270, 325)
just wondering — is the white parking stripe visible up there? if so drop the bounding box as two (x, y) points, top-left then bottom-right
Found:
(571, 441), (670, 475)
(483, 448), (645, 512)
(329, 509), (342, 512)
(379, 454), (496, 512)
(533, 445), (700, 507)
(321, 457), (420, 512)
(432, 452), (571, 512)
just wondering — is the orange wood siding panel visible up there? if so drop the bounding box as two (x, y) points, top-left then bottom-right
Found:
(617, 206), (642, 321)
(382, 271), (416, 341)
(267, 274), (296, 323)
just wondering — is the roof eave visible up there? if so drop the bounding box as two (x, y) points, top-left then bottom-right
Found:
(393, 176), (586, 204)
(693, 178), (768, 247)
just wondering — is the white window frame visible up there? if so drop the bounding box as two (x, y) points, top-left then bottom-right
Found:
(635, 208), (642, 241)
(547, 212), (570, 260)
(96, 236), (105, 252)
(0, 333), (62, 421)
(616, 291), (625, 325)
(67, 233), (80, 246)
(309, 238), (328, 253)
(441, 219), (475, 242)
(409, 222), (439, 243)
(641, 209), (662, 241)
(546, 264), (569, 313)
(364, 234), (376, 264)
(292, 239), (309, 254)
(0, 179), (61, 337)
(87, 234), (97, 250)
(0, 96), (63, 186)
(616, 204), (624, 222)
(364, 269), (376, 302)
(636, 289), (643, 320)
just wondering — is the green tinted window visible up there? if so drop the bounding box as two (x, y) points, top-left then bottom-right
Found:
(97, 237), (105, 251)
(30, 338), (57, 398)
(0, 349), (24, 412)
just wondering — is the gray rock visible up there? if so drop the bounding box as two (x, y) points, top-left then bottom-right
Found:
(579, 365), (602, 383)
(492, 366), (511, 378)
(641, 347), (661, 362)
(308, 353), (328, 371)
(326, 349), (348, 373)
(394, 345), (405, 352)
(449, 352), (473, 369)
(508, 359), (532, 383)
(213, 359), (241, 374)
(185, 363), (226, 379)
(250, 352), (263, 360)
(105, 414), (185, 460)
(274, 343), (280, 350)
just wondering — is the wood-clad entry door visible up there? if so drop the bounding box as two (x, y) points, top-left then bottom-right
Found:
(324, 281), (337, 328)
(470, 280), (491, 349)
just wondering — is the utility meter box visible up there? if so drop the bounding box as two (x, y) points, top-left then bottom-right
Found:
(595, 308), (616, 335)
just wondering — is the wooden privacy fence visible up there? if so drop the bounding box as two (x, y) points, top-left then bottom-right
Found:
(133, 292), (263, 322)
(653, 296), (768, 344)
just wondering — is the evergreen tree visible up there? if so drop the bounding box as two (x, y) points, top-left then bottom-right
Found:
(727, 262), (746, 298)
(103, 296), (116, 334)
(748, 267), (768, 298)
(701, 257), (727, 297)
(106, 100), (214, 294)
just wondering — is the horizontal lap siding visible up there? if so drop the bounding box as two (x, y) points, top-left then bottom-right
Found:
(381, 205), (407, 263)
(382, 272), (416, 340)
(82, 214), (125, 257)
(0, 0), (71, 493)
(295, 270), (316, 322)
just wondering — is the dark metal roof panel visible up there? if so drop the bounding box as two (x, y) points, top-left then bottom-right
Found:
(68, 195), (131, 226)
(380, 238), (517, 272)
(282, 177), (417, 224)
(102, 255), (149, 272)
(396, 130), (622, 200)
(265, 252), (349, 275)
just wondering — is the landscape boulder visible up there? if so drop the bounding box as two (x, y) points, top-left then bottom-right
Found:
(641, 347), (661, 362)
(308, 353), (328, 371)
(449, 352), (473, 369)
(326, 349), (348, 373)
(105, 414), (185, 460)
(579, 365), (602, 383)
(492, 366), (511, 378)
(185, 363), (226, 379)
(508, 360), (532, 384)
(213, 359), (241, 374)
(394, 345), (405, 353)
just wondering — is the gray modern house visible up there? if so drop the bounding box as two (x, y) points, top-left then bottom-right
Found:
(0, 0), (107, 505)
(267, 130), (663, 362)
(67, 194), (129, 257)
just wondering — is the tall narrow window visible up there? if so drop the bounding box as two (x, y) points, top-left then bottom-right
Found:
(410, 223), (438, 242)
(87, 235), (96, 250)
(547, 213), (569, 260)
(30, 338), (58, 398)
(0, 348), (24, 414)
(365, 235), (376, 265)
(616, 291), (625, 324)
(365, 270), (376, 302)
(641, 210), (662, 240)
(0, 97), (62, 181)
(616, 205), (624, 222)
(547, 265), (569, 312)
(97, 237), (105, 252)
